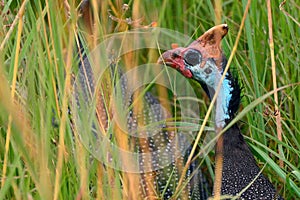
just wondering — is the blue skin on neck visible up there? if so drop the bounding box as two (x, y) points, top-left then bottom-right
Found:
(216, 76), (233, 127)
(186, 60), (233, 128)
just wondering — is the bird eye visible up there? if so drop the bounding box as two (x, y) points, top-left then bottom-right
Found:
(204, 68), (212, 74)
(184, 49), (201, 66)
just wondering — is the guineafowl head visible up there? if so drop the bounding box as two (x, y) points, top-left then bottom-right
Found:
(158, 24), (241, 127)
(158, 24), (228, 92)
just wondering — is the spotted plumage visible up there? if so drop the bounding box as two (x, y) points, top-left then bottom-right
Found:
(74, 38), (209, 199)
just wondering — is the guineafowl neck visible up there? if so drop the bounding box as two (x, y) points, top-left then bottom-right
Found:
(212, 73), (245, 153)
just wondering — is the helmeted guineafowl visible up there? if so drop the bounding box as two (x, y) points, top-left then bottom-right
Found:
(159, 24), (284, 199)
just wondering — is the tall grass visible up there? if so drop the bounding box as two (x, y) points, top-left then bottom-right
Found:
(0, 0), (299, 199)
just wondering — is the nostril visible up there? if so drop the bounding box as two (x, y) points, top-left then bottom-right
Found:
(172, 51), (180, 59)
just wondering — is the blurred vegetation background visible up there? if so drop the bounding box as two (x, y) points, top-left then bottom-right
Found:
(0, 0), (299, 199)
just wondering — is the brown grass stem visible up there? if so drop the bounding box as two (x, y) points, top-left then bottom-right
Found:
(267, 0), (284, 168)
